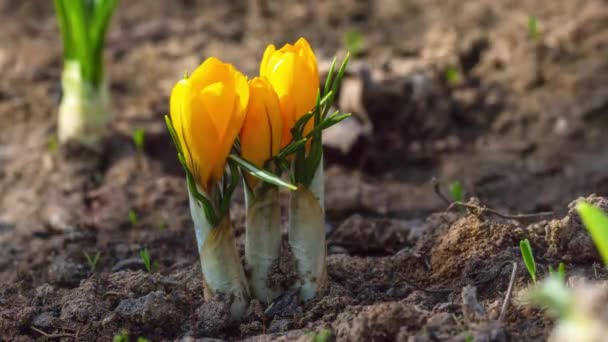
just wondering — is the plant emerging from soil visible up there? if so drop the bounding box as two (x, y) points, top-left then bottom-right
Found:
(576, 201), (608, 265)
(165, 38), (349, 319)
(54, 0), (117, 145)
(519, 238), (537, 284)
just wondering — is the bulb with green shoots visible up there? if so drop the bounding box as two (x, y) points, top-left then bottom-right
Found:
(260, 38), (350, 301)
(54, 0), (117, 145)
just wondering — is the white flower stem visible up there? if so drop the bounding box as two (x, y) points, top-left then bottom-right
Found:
(289, 154), (326, 301)
(188, 187), (250, 319)
(58, 60), (110, 145)
(245, 183), (282, 304)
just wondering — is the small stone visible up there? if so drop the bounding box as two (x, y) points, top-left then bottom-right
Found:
(32, 311), (58, 329)
(48, 256), (87, 287)
(111, 257), (147, 272)
(269, 318), (292, 333)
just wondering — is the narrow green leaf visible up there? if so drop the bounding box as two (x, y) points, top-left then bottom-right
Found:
(330, 52), (350, 99)
(323, 56), (337, 95)
(449, 181), (464, 202)
(229, 154), (297, 190)
(63, 0), (92, 81)
(275, 137), (307, 160)
(576, 201), (608, 266)
(140, 248), (151, 272)
(164, 115), (182, 154)
(177, 153), (218, 225)
(520, 239), (537, 283)
(54, 0), (74, 60)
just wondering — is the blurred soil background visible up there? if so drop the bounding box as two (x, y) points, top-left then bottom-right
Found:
(1, 0), (608, 340)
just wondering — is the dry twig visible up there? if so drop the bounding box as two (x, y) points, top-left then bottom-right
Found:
(31, 326), (76, 339)
(431, 178), (553, 221)
(499, 262), (518, 322)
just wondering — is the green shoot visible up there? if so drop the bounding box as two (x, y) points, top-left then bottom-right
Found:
(344, 30), (364, 56)
(520, 239), (537, 284)
(445, 66), (462, 86)
(112, 330), (149, 342)
(132, 128), (145, 152)
(308, 328), (332, 342)
(112, 330), (129, 342)
(527, 274), (573, 319)
(54, 0), (118, 87)
(528, 15), (539, 40)
(449, 181), (464, 202)
(128, 210), (138, 226)
(47, 135), (59, 154)
(576, 201), (608, 265)
(83, 251), (101, 273)
(140, 248), (151, 272)
(548, 262), (566, 282)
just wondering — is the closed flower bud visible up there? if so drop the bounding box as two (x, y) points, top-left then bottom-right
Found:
(240, 77), (283, 187)
(260, 38), (319, 147)
(170, 57), (249, 191)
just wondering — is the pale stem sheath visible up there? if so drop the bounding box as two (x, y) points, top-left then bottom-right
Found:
(58, 60), (110, 145)
(188, 186), (250, 319)
(245, 183), (282, 304)
(289, 154), (327, 301)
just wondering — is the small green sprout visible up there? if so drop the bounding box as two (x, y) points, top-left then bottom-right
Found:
(344, 30), (364, 56)
(83, 251), (101, 273)
(449, 181), (464, 202)
(47, 135), (59, 154)
(445, 66), (462, 86)
(132, 127), (145, 152)
(128, 210), (138, 226)
(112, 330), (149, 342)
(140, 248), (151, 272)
(520, 239), (537, 284)
(112, 330), (129, 342)
(308, 328), (332, 342)
(576, 201), (608, 265)
(548, 262), (566, 282)
(528, 15), (539, 40)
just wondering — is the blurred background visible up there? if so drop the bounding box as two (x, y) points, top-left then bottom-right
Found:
(0, 0), (607, 339)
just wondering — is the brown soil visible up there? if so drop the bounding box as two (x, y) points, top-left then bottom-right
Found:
(2, 0), (608, 340)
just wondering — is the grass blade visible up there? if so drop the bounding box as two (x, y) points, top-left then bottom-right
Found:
(519, 239), (537, 283)
(576, 201), (608, 265)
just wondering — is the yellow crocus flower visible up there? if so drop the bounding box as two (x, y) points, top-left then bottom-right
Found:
(260, 38), (319, 147)
(240, 77), (283, 186)
(170, 57), (249, 191)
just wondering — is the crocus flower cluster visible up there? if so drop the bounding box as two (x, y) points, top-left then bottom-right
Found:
(167, 38), (347, 319)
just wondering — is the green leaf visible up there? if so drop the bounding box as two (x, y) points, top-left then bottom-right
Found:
(576, 201), (608, 266)
(54, 0), (117, 86)
(140, 248), (151, 272)
(229, 154), (297, 190)
(445, 66), (461, 86)
(520, 239), (537, 283)
(128, 209), (138, 226)
(83, 251), (101, 272)
(323, 56), (337, 96)
(132, 127), (145, 151)
(528, 15), (539, 40)
(275, 137), (308, 161)
(345, 30), (364, 56)
(449, 181), (464, 202)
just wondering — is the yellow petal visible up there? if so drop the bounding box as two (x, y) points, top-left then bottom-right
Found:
(240, 77), (283, 168)
(260, 44), (277, 78)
